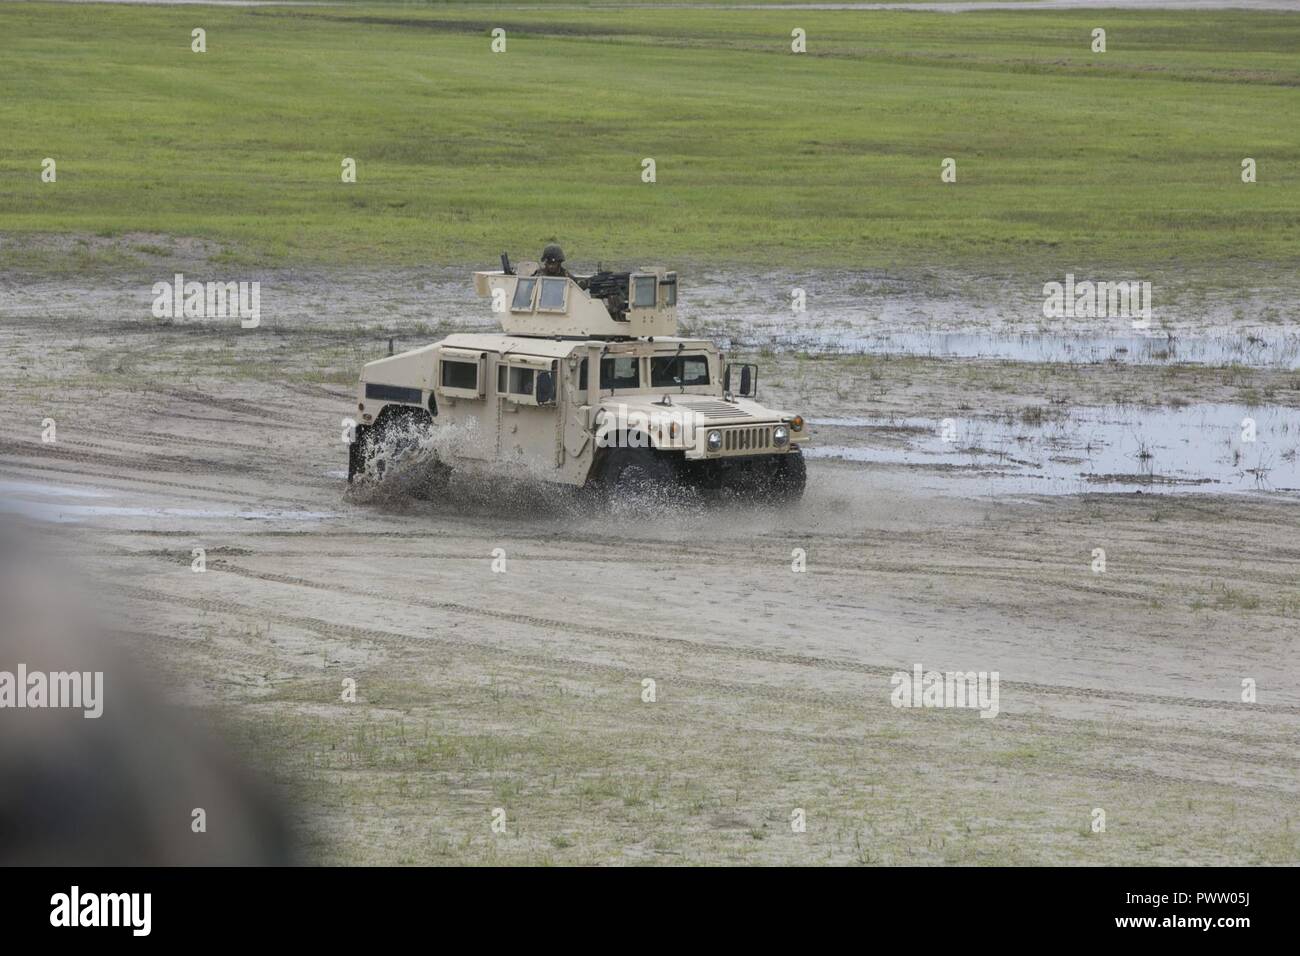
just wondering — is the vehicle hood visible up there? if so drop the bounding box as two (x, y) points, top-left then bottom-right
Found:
(595, 395), (791, 427)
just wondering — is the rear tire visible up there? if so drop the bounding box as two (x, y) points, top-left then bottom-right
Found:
(348, 407), (442, 493)
(407, 462), (451, 501)
(347, 424), (368, 484)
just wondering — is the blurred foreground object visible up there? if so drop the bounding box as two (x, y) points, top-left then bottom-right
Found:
(0, 519), (295, 865)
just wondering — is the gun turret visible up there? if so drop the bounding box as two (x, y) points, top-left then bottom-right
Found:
(473, 264), (676, 339)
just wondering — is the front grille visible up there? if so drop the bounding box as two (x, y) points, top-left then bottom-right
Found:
(722, 425), (773, 453)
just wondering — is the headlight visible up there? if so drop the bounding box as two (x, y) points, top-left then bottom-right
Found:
(707, 429), (722, 451)
(773, 425), (789, 446)
(790, 415), (804, 432)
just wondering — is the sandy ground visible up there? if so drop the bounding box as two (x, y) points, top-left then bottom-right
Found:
(1, 262), (1297, 865)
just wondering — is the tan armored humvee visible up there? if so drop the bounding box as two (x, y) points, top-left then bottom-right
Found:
(347, 259), (808, 500)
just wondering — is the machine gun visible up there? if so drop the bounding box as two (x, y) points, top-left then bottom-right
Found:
(583, 270), (631, 321)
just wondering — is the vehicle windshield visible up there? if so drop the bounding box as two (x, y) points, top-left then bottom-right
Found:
(577, 351), (714, 393)
(651, 354), (709, 388)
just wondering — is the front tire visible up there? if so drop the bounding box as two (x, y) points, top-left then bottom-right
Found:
(596, 447), (675, 497)
(770, 448), (807, 502)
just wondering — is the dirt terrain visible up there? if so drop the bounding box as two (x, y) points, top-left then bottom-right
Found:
(1, 263), (1297, 865)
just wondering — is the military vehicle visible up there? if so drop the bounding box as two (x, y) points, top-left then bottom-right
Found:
(347, 254), (808, 500)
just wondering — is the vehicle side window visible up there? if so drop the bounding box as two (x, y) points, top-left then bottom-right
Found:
(538, 277), (567, 311)
(651, 355), (709, 388)
(511, 278), (537, 311)
(600, 356), (639, 390)
(632, 276), (657, 308)
(441, 360), (478, 391)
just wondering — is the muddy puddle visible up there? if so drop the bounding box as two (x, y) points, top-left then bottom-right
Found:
(678, 271), (1299, 369)
(8, 267), (1297, 370)
(755, 329), (1300, 369)
(807, 403), (1300, 496)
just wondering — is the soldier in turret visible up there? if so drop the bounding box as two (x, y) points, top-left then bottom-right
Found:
(532, 244), (589, 290)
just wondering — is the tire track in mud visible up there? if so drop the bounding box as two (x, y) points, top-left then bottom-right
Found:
(36, 493), (1300, 602)
(108, 629), (315, 680)
(147, 387), (292, 420)
(0, 434), (263, 479)
(83, 572), (1300, 755)
(0, 460), (326, 511)
(283, 381), (353, 402)
(63, 517), (1300, 636)
(121, 559), (1300, 718)
(120, 523), (1294, 581)
(92, 402), (288, 432)
(256, 536), (1284, 610)
(122, 429), (277, 454)
(58, 426), (348, 492)
(107, 597), (1295, 797)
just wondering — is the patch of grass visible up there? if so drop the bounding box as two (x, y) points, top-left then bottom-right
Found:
(0, 3), (1297, 273)
(1190, 582), (1263, 612)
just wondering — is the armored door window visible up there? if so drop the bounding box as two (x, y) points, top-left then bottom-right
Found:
(511, 278), (538, 311)
(508, 366), (535, 396)
(536, 364), (556, 405)
(600, 356), (640, 390)
(538, 277), (567, 312)
(441, 360), (479, 391)
(632, 276), (657, 308)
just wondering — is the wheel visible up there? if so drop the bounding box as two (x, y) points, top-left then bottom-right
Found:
(347, 424), (368, 484)
(770, 448), (806, 502)
(597, 448), (675, 497)
(348, 407), (437, 489)
(406, 461), (451, 501)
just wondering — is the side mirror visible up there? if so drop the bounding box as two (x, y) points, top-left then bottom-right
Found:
(536, 370), (556, 405)
(723, 363), (757, 398)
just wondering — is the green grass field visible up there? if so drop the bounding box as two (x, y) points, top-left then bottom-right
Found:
(0, 2), (1296, 272)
